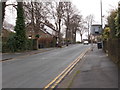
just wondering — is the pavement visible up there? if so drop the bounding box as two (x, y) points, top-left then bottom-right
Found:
(1, 44), (74, 61)
(57, 45), (118, 88)
(1, 47), (56, 61)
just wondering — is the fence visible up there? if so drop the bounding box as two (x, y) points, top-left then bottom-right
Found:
(38, 37), (56, 48)
(103, 38), (120, 65)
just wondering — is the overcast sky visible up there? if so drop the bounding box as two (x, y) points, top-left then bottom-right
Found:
(71, 0), (119, 23)
(71, 0), (119, 41)
(5, 0), (119, 25)
(4, 0), (17, 26)
(4, 0), (120, 41)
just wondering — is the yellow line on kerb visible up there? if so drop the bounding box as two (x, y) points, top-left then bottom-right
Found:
(43, 47), (91, 90)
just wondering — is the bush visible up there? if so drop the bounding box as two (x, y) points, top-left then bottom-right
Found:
(76, 41), (81, 44)
(26, 39), (33, 50)
(2, 33), (34, 53)
(7, 33), (17, 52)
(35, 34), (40, 38)
(102, 27), (110, 40)
(2, 42), (9, 53)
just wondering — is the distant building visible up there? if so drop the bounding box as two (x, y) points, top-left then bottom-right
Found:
(90, 24), (103, 43)
(91, 24), (102, 35)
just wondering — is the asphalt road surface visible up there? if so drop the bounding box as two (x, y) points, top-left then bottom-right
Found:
(2, 44), (90, 88)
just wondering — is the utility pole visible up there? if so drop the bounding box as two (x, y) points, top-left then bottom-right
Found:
(118, 1), (120, 20)
(100, 0), (103, 28)
(87, 22), (89, 41)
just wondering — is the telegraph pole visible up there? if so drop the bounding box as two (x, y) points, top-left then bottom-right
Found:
(100, 0), (103, 28)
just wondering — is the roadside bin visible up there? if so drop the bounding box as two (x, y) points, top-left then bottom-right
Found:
(97, 42), (102, 49)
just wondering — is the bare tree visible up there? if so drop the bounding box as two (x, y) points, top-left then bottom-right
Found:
(23, 2), (39, 35)
(63, 2), (73, 43)
(23, 1), (60, 35)
(69, 14), (82, 43)
(42, 1), (66, 46)
(63, 2), (80, 44)
(23, 1), (81, 46)
(1, 0), (8, 25)
(78, 21), (87, 42)
(44, 1), (80, 45)
(85, 14), (94, 41)
(2, 2), (6, 23)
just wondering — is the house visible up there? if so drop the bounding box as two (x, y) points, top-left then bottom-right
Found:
(91, 24), (102, 35)
(26, 23), (57, 48)
(1, 28), (15, 43)
(26, 23), (55, 39)
(2, 21), (16, 42)
(90, 24), (103, 43)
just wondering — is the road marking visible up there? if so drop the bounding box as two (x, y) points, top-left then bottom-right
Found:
(43, 47), (91, 90)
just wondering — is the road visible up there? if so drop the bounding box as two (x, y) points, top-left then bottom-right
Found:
(58, 46), (118, 88)
(2, 44), (90, 88)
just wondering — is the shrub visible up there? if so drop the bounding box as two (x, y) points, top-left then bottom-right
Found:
(26, 39), (33, 50)
(7, 33), (17, 52)
(76, 41), (81, 44)
(35, 34), (40, 38)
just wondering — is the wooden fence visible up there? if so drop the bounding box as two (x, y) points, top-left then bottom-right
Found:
(103, 38), (120, 66)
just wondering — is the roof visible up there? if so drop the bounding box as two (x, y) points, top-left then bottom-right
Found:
(26, 23), (56, 37)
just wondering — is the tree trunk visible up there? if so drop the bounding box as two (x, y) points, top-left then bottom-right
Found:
(31, 2), (35, 35)
(74, 29), (76, 43)
(80, 34), (82, 42)
(2, 1), (7, 24)
(58, 18), (61, 47)
(66, 14), (70, 44)
(71, 29), (73, 44)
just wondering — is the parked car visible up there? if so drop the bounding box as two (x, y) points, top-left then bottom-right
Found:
(83, 41), (89, 45)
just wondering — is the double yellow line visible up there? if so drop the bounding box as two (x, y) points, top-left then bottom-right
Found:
(43, 47), (91, 90)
